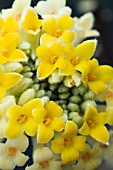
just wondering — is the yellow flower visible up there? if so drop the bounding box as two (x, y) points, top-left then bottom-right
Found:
(0, 16), (18, 36)
(0, 68), (23, 100)
(51, 121), (86, 164)
(79, 105), (109, 143)
(36, 42), (66, 79)
(4, 99), (43, 138)
(33, 101), (65, 143)
(40, 14), (74, 46)
(22, 9), (42, 35)
(84, 59), (113, 94)
(0, 33), (26, 64)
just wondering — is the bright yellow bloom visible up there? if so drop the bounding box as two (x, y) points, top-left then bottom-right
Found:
(33, 101), (65, 143)
(84, 59), (113, 94)
(0, 33), (26, 64)
(4, 99), (43, 138)
(22, 9), (42, 35)
(79, 105), (109, 143)
(0, 16), (18, 36)
(36, 42), (67, 79)
(51, 121), (86, 164)
(40, 14), (74, 46)
(0, 68), (22, 100)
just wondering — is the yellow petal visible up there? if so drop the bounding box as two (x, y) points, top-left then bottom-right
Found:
(24, 118), (38, 136)
(32, 108), (46, 123)
(61, 31), (74, 43)
(106, 107), (113, 125)
(64, 44), (75, 59)
(0, 17), (4, 30)
(97, 112), (108, 125)
(79, 121), (90, 135)
(5, 17), (18, 33)
(60, 58), (75, 75)
(63, 121), (78, 136)
(58, 14), (74, 31)
(45, 101), (63, 117)
(54, 56), (65, 69)
(37, 62), (54, 79)
(38, 123), (54, 143)
(23, 99), (43, 117)
(88, 81), (105, 94)
(74, 61), (90, 75)
(84, 105), (98, 121)
(73, 136), (86, 151)
(51, 137), (64, 153)
(40, 33), (57, 46)
(4, 121), (23, 138)
(9, 49), (26, 62)
(61, 147), (79, 164)
(3, 73), (22, 90)
(50, 42), (64, 56)
(49, 117), (65, 132)
(43, 17), (57, 35)
(74, 40), (97, 60)
(0, 55), (8, 64)
(0, 86), (6, 100)
(90, 125), (109, 143)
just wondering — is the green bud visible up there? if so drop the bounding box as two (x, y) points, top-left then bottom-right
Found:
(36, 90), (45, 98)
(59, 93), (70, 99)
(68, 103), (80, 112)
(45, 90), (52, 98)
(31, 50), (36, 61)
(59, 100), (67, 104)
(61, 113), (68, 122)
(9, 78), (33, 96)
(40, 82), (48, 89)
(32, 84), (40, 91)
(80, 100), (96, 113)
(18, 88), (35, 106)
(4, 62), (23, 73)
(69, 112), (83, 128)
(71, 87), (80, 95)
(60, 104), (67, 110)
(83, 90), (95, 100)
(69, 95), (82, 104)
(58, 84), (69, 93)
(49, 84), (58, 91)
(41, 96), (49, 105)
(22, 72), (33, 78)
(23, 66), (31, 72)
(78, 85), (87, 95)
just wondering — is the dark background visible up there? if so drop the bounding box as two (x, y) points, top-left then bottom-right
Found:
(0, 0), (113, 66)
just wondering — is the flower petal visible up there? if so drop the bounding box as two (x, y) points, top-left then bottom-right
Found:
(0, 86), (6, 100)
(73, 136), (86, 151)
(74, 61), (90, 75)
(0, 153), (15, 170)
(9, 49), (26, 62)
(24, 118), (38, 136)
(32, 108), (46, 123)
(79, 121), (90, 135)
(60, 58), (75, 75)
(88, 81), (105, 94)
(5, 16), (18, 33)
(51, 137), (64, 153)
(63, 121), (78, 136)
(50, 42), (64, 56)
(14, 151), (29, 166)
(40, 33), (57, 46)
(49, 117), (65, 132)
(61, 31), (74, 43)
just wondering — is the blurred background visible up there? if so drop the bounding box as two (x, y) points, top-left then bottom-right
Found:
(0, 0), (113, 66)
(0, 0), (113, 170)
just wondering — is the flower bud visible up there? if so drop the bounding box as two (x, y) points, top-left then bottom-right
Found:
(4, 62), (23, 73)
(68, 103), (80, 112)
(69, 95), (82, 104)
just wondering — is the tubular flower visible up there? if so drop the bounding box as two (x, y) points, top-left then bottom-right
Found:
(0, 68), (23, 100)
(4, 99), (43, 138)
(0, 16), (18, 36)
(79, 105), (109, 143)
(73, 144), (102, 170)
(34, 0), (72, 19)
(33, 101), (65, 143)
(1, 0), (31, 22)
(36, 42), (69, 79)
(0, 134), (29, 170)
(0, 33), (26, 64)
(51, 121), (86, 164)
(26, 147), (62, 170)
(84, 59), (113, 94)
(60, 39), (97, 75)
(40, 14), (75, 46)
(22, 8), (42, 35)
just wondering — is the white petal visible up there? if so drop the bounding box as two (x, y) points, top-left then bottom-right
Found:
(12, 0), (31, 13)
(0, 143), (6, 155)
(14, 151), (29, 167)
(1, 9), (14, 19)
(0, 153), (15, 170)
(25, 163), (40, 170)
(85, 30), (100, 38)
(49, 160), (62, 170)
(58, 7), (72, 16)
(0, 119), (7, 138)
(47, 0), (66, 7)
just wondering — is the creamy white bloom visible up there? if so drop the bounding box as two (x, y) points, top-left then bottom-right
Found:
(73, 12), (100, 45)
(34, 0), (71, 19)
(0, 134), (29, 170)
(26, 147), (62, 170)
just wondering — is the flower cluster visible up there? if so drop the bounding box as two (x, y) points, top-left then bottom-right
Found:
(0, 0), (113, 169)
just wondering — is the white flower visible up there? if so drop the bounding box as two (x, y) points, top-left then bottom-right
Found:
(26, 147), (62, 170)
(73, 144), (102, 170)
(48, 70), (64, 84)
(1, 0), (31, 21)
(0, 96), (16, 138)
(73, 12), (100, 45)
(0, 134), (29, 170)
(34, 0), (72, 19)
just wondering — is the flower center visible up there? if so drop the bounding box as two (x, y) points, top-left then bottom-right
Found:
(71, 56), (80, 65)
(82, 152), (90, 159)
(17, 114), (26, 124)
(64, 138), (71, 145)
(50, 56), (58, 64)
(8, 147), (16, 156)
(15, 13), (22, 21)
(2, 50), (9, 57)
(54, 29), (62, 38)
(29, 25), (36, 31)
(43, 116), (51, 126)
(106, 90), (113, 97)
(87, 119), (95, 128)
(51, 10), (55, 15)
(88, 74), (96, 81)
(40, 161), (48, 168)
